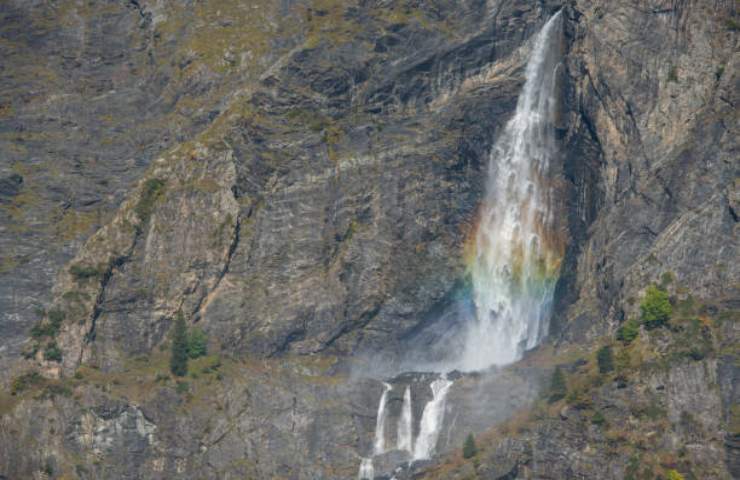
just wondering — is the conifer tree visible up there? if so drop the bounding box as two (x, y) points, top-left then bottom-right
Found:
(597, 345), (614, 374)
(463, 433), (477, 459)
(548, 366), (567, 403)
(170, 311), (189, 377)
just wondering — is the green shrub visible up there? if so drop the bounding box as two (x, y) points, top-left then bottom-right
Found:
(12, 370), (44, 394)
(617, 318), (640, 343)
(31, 322), (56, 339)
(462, 433), (477, 459)
(135, 178), (166, 224)
(30, 308), (65, 338)
(176, 381), (189, 394)
(667, 65), (678, 82)
(548, 367), (567, 403)
(187, 327), (208, 359)
(591, 410), (606, 426)
(170, 312), (189, 377)
(640, 285), (672, 329)
(69, 263), (102, 280)
(666, 469), (685, 480)
(597, 345), (614, 374)
(44, 342), (63, 362)
(716, 65), (725, 80)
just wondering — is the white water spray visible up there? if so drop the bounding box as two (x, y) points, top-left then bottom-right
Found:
(461, 11), (564, 371)
(413, 375), (453, 460)
(373, 382), (392, 455)
(397, 387), (413, 452)
(358, 457), (374, 480)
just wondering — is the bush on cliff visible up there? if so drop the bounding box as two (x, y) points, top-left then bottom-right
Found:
(188, 327), (208, 359)
(463, 433), (477, 459)
(617, 318), (640, 344)
(640, 285), (672, 329)
(44, 341), (62, 362)
(548, 367), (567, 403)
(170, 312), (189, 377)
(597, 345), (614, 374)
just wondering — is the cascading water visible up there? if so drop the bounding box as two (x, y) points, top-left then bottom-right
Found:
(358, 457), (374, 480)
(373, 382), (392, 455)
(460, 11), (565, 371)
(358, 12), (564, 475)
(413, 375), (453, 460)
(397, 387), (413, 453)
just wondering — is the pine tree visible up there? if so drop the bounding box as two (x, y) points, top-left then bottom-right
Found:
(187, 327), (208, 359)
(462, 433), (477, 459)
(170, 311), (189, 377)
(548, 366), (567, 403)
(597, 345), (614, 374)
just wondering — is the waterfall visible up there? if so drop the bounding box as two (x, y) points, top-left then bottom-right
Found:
(460, 11), (565, 371)
(358, 12), (564, 475)
(358, 457), (374, 480)
(373, 382), (392, 455)
(397, 387), (413, 452)
(413, 375), (453, 460)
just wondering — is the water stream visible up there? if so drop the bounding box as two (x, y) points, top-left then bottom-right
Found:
(373, 382), (392, 455)
(358, 11), (564, 477)
(412, 375), (453, 461)
(460, 11), (564, 371)
(397, 387), (413, 453)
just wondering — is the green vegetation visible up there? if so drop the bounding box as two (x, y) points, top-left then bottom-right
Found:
(713, 60), (726, 80)
(640, 285), (672, 329)
(69, 263), (102, 280)
(135, 178), (166, 225)
(548, 367), (567, 403)
(667, 65), (678, 82)
(462, 433), (477, 459)
(591, 410), (606, 426)
(44, 341), (63, 362)
(617, 318), (640, 344)
(666, 469), (685, 480)
(30, 308), (65, 338)
(596, 345), (614, 374)
(176, 381), (190, 394)
(170, 312), (189, 377)
(187, 327), (208, 359)
(11, 370), (44, 394)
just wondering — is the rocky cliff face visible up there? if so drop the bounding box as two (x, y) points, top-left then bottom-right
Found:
(0, 0), (737, 479)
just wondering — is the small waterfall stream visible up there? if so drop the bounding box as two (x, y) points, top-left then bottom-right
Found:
(373, 382), (392, 455)
(358, 457), (374, 480)
(397, 387), (413, 453)
(412, 375), (453, 461)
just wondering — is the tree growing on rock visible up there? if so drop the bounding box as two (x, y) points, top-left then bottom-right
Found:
(548, 367), (567, 403)
(188, 327), (208, 359)
(597, 345), (614, 374)
(640, 285), (672, 329)
(463, 433), (477, 459)
(170, 311), (189, 377)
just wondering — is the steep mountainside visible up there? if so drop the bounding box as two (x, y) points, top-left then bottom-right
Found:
(0, 0), (737, 479)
